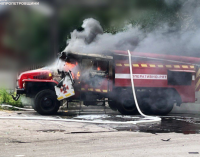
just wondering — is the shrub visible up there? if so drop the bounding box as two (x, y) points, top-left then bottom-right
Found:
(0, 89), (23, 108)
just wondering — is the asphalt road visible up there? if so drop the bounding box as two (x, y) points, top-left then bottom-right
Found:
(0, 107), (200, 157)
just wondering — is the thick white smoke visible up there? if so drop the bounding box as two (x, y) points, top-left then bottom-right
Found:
(64, 18), (144, 54)
(63, 0), (200, 57)
(136, 0), (200, 56)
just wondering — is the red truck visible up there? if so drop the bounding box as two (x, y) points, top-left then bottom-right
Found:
(13, 50), (200, 115)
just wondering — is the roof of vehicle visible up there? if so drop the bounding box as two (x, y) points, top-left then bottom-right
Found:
(65, 50), (200, 65)
(66, 52), (113, 60)
(113, 50), (200, 65)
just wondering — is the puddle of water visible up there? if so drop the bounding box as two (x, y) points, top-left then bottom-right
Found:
(74, 115), (110, 120)
(66, 114), (200, 134)
(73, 115), (143, 122)
(115, 116), (200, 134)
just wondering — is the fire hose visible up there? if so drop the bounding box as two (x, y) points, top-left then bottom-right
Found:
(0, 103), (160, 124)
(127, 50), (161, 122)
(0, 104), (34, 111)
(0, 50), (161, 124)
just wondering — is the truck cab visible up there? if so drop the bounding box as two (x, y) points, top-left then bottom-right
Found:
(14, 52), (113, 115)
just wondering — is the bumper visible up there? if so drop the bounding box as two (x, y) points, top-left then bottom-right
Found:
(16, 88), (26, 95)
(12, 88), (25, 101)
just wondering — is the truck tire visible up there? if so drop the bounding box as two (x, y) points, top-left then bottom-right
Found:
(108, 100), (118, 111)
(138, 96), (153, 115)
(34, 89), (60, 115)
(150, 96), (173, 115)
(116, 89), (138, 115)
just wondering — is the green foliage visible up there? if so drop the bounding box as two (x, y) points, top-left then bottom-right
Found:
(2, 0), (184, 64)
(3, 8), (51, 64)
(58, 0), (182, 47)
(0, 89), (23, 108)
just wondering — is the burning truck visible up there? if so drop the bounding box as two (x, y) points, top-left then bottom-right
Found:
(13, 50), (200, 115)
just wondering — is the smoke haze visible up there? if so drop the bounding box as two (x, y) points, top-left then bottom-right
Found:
(63, 0), (200, 57)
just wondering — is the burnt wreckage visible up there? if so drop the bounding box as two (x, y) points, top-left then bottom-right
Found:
(13, 50), (200, 115)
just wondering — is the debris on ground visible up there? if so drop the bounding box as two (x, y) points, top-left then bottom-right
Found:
(188, 152), (199, 154)
(161, 138), (171, 141)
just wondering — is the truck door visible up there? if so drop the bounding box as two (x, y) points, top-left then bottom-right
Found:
(80, 59), (109, 93)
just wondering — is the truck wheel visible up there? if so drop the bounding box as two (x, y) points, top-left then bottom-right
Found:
(116, 89), (138, 115)
(34, 89), (60, 115)
(150, 96), (173, 115)
(108, 100), (118, 111)
(134, 91), (152, 114)
(138, 96), (153, 115)
(117, 98), (138, 115)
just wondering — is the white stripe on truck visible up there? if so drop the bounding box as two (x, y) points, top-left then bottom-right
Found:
(115, 74), (167, 80)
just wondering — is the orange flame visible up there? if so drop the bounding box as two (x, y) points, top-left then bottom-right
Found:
(65, 62), (77, 71)
(97, 67), (100, 71)
(77, 71), (80, 80)
(65, 62), (80, 80)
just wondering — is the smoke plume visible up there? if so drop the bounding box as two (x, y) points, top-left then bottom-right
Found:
(63, 0), (200, 57)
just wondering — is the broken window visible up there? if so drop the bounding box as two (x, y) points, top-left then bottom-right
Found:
(93, 60), (108, 72)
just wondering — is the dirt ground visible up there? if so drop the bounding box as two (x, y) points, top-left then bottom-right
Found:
(0, 110), (200, 157)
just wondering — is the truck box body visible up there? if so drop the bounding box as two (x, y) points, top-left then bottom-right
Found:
(115, 58), (196, 103)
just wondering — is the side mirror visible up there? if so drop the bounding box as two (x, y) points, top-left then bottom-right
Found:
(59, 52), (67, 61)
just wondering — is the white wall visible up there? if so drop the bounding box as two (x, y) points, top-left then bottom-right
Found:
(0, 70), (17, 90)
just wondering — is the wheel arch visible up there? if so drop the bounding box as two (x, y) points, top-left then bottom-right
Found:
(25, 81), (57, 98)
(153, 88), (182, 106)
(110, 87), (182, 106)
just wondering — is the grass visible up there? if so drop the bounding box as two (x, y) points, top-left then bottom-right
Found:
(0, 88), (23, 109)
